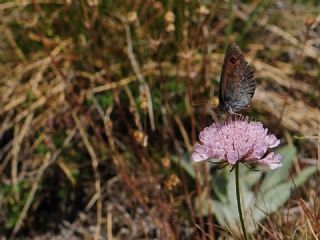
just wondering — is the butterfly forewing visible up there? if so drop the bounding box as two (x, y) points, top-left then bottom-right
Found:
(218, 43), (255, 113)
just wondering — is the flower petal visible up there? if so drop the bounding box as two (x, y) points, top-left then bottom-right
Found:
(226, 149), (239, 164)
(192, 143), (211, 162)
(266, 134), (280, 148)
(259, 152), (282, 170)
(192, 152), (208, 162)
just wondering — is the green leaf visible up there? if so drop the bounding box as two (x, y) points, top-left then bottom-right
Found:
(293, 166), (317, 188)
(242, 165), (263, 188)
(194, 192), (212, 216)
(227, 171), (238, 212)
(165, 80), (185, 94)
(211, 200), (229, 226)
(95, 93), (113, 109)
(211, 170), (228, 203)
(227, 166), (256, 211)
(211, 200), (239, 232)
(250, 165), (315, 227)
(255, 182), (291, 218)
(260, 145), (296, 192)
(171, 155), (196, 179)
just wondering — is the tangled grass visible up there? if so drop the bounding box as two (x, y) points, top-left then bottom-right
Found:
(0, 0), (319, 239)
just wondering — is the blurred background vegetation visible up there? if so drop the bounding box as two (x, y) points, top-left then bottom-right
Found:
(0, 0), (319, 239)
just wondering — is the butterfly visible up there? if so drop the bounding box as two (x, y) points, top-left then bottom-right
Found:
(216, 43), (255, 114)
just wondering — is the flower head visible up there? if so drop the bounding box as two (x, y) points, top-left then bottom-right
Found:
(192, 117), (282, 169)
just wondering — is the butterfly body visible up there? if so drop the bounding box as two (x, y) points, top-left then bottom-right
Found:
(217, 43), (255, 114)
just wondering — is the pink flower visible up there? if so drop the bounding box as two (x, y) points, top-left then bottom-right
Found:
(192, 117), (282, 169)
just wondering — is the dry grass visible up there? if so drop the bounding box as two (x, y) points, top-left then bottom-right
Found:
(0, 0), (319, 239)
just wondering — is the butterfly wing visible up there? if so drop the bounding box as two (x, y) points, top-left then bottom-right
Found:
(218, 43), (255, 113)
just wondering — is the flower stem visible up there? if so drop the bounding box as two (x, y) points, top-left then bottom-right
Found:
(235, 163), (248, 240)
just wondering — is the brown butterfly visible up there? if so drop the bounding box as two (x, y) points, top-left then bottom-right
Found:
(216, 43), (255, 114)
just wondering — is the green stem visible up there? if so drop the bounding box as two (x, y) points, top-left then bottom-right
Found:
(235, 163), (248, 240)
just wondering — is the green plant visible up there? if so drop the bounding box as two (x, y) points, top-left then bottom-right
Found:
(178, 144), (316, 235)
